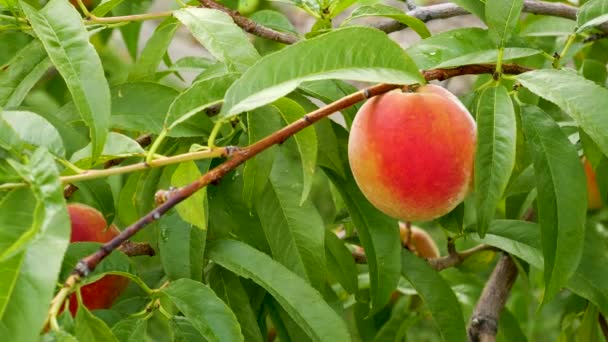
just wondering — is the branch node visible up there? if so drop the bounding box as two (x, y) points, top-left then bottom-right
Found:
(74, 261), (90, 277)
(303, 114), (312, 123)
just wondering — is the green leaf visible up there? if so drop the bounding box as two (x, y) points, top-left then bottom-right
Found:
(568, 226), (608, 316)
(250, 10), (298, 34)
(0, 40), (51, 108)
(521, 105), (586, 302)
(373, 298), (412, 342)
(128, 17), (179, 81)
(342, 4), (430, 38)
(473, 219), (543, 269)
(91, 0), (126, 17)
(174, 8), (260, 72)
(298, 80), (360, 128)
(221, 26), (423, 117)
(113, 0), (153, 61)
(451, 0), (485, 20)
(110, 82), (177, 135)
(314, 118), (345, 177)
(70, 179), (116, 224)
(485, 0), (524, 47)
(75, 305), (118, 342)
(401, 250), (467, 342)
(407, 28), (497, 70)
(577, 0), (608, 32)
(59, 242), (133, 285)
(521, 16), (576, 37)
(255, 150), (326, 290)
(324, 166), (400, 314)
(474, 85), (516, 237)
(497, 308), (528, 342)
(171, 160), (210, 230)
(70, 132), (144, 168)
(208, 267), (265, 342)
(1, 110), (65, 157)
(161, 278), (244, 342)
(271, 98), (317, 204)
(207, 239), (351, 341)
(242, 106), (282, 206)
(22, 0), (111, 161)
(479, 220), (608, 316)
(0, 148), (70, 342)
(111, 316), (148, 342)
(158, 212), (194, 280)
(166, 73), (237, 130)
(516, 69), (608, 158)
(434, 48), (540, 69)
(325, 230), (358, 294)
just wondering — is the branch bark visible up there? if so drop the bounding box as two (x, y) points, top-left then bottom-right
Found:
(373, 1), (608, 35)
(198, 0), (299, 45)
(48, 63), (531, 321)
(467, 255), (518, 342)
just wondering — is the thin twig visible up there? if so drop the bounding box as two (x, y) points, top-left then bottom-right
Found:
(63, 134), (152, 199)
(48, 63), (532, 325)
(353, 243), (498, 271)
(198, 0), (299, 44)
(1, 146), (229, 192)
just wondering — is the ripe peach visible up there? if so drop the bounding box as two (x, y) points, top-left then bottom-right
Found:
(348, 84), (476, 221)
(583, 158), (603, 210)
(66, 203), (128, 315)
(399, 222), (440, 259)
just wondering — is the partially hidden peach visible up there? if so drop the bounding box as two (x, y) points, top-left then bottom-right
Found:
(66, 203), (128, 315)
(584, 158), (603, 210)
(399, 222), (440, 259)
(348, 84), (476, 222)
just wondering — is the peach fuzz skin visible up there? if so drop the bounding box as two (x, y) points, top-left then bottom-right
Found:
(66, 203), (128, 316)
(348, 85), (476, 222)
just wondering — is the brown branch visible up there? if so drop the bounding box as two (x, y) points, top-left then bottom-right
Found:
(468, 254), (518, 342)
(117, 241), (156, 257)
(51, 63), (531, 317)
(352, 242), (498, 272)
(428, 244), (499, 271)
(374, 0), (608, 35)
(198, 0), (299, 45)
(63, 134), (152, 199)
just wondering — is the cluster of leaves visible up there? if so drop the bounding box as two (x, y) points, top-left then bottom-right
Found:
(1, 0), (608, 341)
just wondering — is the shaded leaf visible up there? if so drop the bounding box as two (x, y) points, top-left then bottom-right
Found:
(401, 250), (467, 342)
(521, 105), (586, 302)
(128, 17), (179, 81)
(75, 305), (118, 342)
(325, 230), (358, 294)
(207, 239), (351, 341)
(161, 278), (244, 342)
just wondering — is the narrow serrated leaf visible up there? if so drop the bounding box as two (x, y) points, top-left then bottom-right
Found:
(474, 85), (516, 236)
(162, 278), (243, 342)
(485, 0), (524, 47)
(221, 26), (423, 117)
(520, 105), (586, 302)
(207, 239), (351, 341)
(22, 0), (110, 161)
(516, 69), (608, 159)
(342, 4), (430, 38)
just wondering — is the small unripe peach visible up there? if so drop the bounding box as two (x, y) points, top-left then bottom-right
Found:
(583, 158), (603, 210)
(348, 85), (476, 222)
(66, 203), (128, 315)
(399, 222), (440, 259)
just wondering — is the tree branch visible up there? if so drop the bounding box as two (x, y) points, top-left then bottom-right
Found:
(47, 63), (531, 323)
(118, 241), (156, 257)
(198, 0), (299, 44)
(374, 0), (608, 35)
(468, 254), (518, 342)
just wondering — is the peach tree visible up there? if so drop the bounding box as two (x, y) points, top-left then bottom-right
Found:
(1, 0), (608, 340)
